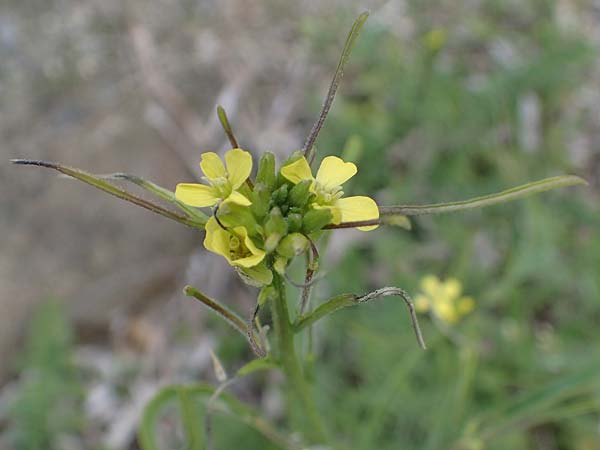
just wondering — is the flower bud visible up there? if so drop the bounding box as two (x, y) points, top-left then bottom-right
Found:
(271, 184), (289, 205)
(264, 207), (287, 252)
(249, 184), (271, 221)
(273, 256), (288, 275)
(277, 233), (308, 258)
(287, 213), (303, 233)
(302, 208), (332, 234)
(255, 152), (277, 191)
(288, 180), (312, 208)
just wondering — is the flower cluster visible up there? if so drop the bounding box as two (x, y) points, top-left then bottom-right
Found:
(175, 148), (379, 285)
(415, 275), (475, 324)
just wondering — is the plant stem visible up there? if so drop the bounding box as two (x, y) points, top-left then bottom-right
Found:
(271, 273), (329, 445)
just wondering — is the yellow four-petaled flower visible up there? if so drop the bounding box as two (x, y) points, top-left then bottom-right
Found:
(175, 148), (252, 207)
(415, 275), (475, 324)
(281, 156), (379, 231)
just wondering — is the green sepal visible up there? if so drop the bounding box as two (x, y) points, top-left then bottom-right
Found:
(277, 233), (309, 259)
(217, 202), (261, 236)
(302, 208), (333, 234)
(237, 263), (273, 287)
(288, 180), (312, 208)
(255, 152), (277, 191)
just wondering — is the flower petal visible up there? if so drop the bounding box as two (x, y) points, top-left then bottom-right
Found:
(443, 278), (462, 300)
(414, 294), (431, 313)
(335, 196), (379, 231)
(281, 157), (314, 184)
(420, 275), (440, 297)
(175, 183), (219, 207)
(200, 152), (227, 179)
(315, 156), (357, 190)
(203, 217), (233, 263)
(224, 190), (252, 206)
(225, 148), (253, 189)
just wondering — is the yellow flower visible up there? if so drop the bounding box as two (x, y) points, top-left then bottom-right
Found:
(203, 216), (264, 268)
(280, 156), (379, 231)
(175, 148), (253, 207)
(415, 275), (474, 324)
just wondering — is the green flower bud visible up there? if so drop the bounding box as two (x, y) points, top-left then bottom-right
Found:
(271, 184), (289, 205)
(277, 232), (308, 258)
(255, 152), (277, 191)
(287, 213), (303, 233)
(264, 207), (287, 252)
(249, 184), (271, 221)
(288, 180), (312, 208)
(302, 208), (333, 234)
(273, 256), (288, 275)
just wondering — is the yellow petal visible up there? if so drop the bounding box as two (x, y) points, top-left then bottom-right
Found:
(203, 217), (233, 263)
(315, 156), (357, 190)
(415, 294), (431, 313)
(281, 157), (314, 184)
(443, 278), (462, 301)
(420, 275), (440, 297)
(225, 148), (253, 189)
(175, 183), (219, 207)
(224, 190), (252, 206)
(334, 196), (379, 231)
(200, 152), (227, 179)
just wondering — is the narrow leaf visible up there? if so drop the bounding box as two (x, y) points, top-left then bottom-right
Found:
(302, 11), (370, 160)
(11, 159), (206, 228)
(106, 172), (208, 224)
(380, 175), (587, 217)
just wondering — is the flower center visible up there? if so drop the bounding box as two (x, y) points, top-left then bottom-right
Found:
(206, 176), (233, 199)
(312, 181), (344, 206)
(229, 234), (250, 260)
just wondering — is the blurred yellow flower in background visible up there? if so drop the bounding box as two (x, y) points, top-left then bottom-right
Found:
(175, 148), (253, 207)
(415, 275), (474, 324)
(280, 155), (379, 231)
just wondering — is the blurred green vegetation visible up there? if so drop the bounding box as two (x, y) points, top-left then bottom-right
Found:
(5, 2), (600, 449)
(4, 301), (83, 450)
(299, 2), (600, 449)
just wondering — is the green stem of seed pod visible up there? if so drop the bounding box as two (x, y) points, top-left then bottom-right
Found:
(271, 273), (329, 444)
(302, 11), (370, 162)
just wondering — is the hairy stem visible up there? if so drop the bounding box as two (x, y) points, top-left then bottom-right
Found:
(271, 273), (329, 444)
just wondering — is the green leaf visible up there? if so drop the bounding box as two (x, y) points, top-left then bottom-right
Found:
(10, 159), (206, 228)
(108, 173), (208, 224)
(302, 11), (370, 160)
(380, 175), (587, 217)
(138, 383), (300, 450)
(236, 358), (278, 377)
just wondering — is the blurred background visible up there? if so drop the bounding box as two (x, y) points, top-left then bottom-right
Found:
(1, 0), (599, 449)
